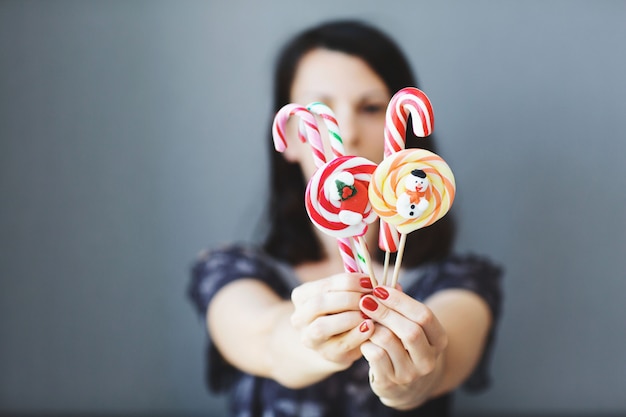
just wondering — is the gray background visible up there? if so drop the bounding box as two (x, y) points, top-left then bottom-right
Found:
(1, 0), (625, 416)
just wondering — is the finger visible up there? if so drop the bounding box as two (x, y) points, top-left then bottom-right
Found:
(331, 318), (375, 352)
(367, 325), (412, 367)
(359, 294), (438, 356)
(292, 291), (364, 327)
(360, 339), (393, 387)
(310, 318), (375, 364)
(373, 322), (435, 378)
(361, 296), (440, 378)
(301, 311), (364, 348)
(291, 273), (373, 305)
(370, 286), (447, 350)
(365, 324), (439, 386)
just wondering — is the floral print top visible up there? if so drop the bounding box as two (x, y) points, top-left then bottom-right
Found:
(188, 244), (502, 417)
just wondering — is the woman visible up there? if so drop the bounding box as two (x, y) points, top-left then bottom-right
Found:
(189, 20), (502, 417)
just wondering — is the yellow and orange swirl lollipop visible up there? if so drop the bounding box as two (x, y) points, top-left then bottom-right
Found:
(369, 148), (456, 286)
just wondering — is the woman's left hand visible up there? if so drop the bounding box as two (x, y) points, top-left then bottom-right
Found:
(359, 285), (449, 410)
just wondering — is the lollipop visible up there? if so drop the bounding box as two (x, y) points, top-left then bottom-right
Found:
(369, 148), (455, 286)
(305, 155), (379, 285)
(379, 87), (436, 284)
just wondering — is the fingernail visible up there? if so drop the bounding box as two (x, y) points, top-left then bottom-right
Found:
(362, 297), (378, 312)
(361, 312), (370, 320)
(359, 321), (369, 332)
(359, 277), (373, 289)
(373, 287), (389, 300)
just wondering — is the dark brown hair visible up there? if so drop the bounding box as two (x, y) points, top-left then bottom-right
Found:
(262, 20), (456, 267)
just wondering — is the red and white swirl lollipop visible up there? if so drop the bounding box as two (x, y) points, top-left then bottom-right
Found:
(379, 87), (435, 283)
(305, 156), (377, 237)
(305, 156), (379, 285)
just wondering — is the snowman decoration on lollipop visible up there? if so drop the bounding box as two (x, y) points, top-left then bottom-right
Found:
(396, 169), (431, 219)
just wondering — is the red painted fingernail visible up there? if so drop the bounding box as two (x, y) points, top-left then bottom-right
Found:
(361, 312), (370, 320)
(373, 287), (389, 300)
(359, 277), (373, 289)
(359, 321), (370, 333)
(362, 297), (378, 312)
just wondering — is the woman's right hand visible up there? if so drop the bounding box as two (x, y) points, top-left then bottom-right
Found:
(290, 273), (375, 367)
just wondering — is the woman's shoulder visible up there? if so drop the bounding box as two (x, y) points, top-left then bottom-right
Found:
(438, 253), (503, 280)
(188, 242), (294, 316)
(406, 252), (503, 284)
(192, 242), (263, 269)
(404, 252), (504, 316)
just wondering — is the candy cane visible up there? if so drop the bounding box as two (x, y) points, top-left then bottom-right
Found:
(306, 101), (347, 158)
(379, 87), (435, 284)
(384, 87), (434, 157)
(307, 102), (377, 285)
(272, 103), (325, 168)
(272, 102), (368, 276)
(306, 102), (366, 274)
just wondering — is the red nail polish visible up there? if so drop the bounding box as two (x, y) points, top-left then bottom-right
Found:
(359, 321), (370, 332)
(373, 287), (389, 300)
(362, 297), (378, 312)
(361, 312), (370, 320)
(359, 277), (373, 289)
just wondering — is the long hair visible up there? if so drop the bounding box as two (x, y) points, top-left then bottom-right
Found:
(262, 20), (456, 267)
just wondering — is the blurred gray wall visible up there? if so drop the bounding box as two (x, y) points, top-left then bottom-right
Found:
(1, 0), (625, 415)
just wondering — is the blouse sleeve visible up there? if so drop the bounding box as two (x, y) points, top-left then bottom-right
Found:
(188, 244), (290, 316)
(407, 254), (503, 393)
(187, 244), (289, 392)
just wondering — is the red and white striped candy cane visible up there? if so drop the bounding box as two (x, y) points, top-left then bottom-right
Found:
(379, 87), (435, 284)
(272, 103), (325, 168)
(306, 102), (366, 274)
(307, 101), (347, 159)
(384, 87), (434, 157)
(272, 102), (364, 274)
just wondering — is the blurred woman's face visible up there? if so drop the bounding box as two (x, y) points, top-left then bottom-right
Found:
(284, 48), (390, 180)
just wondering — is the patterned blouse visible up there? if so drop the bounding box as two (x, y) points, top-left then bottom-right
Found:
(188, 244), (502, 417)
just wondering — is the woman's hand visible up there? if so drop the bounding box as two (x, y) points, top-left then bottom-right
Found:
(359, 285), (449, 410)
(290, 273), (375, 367)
